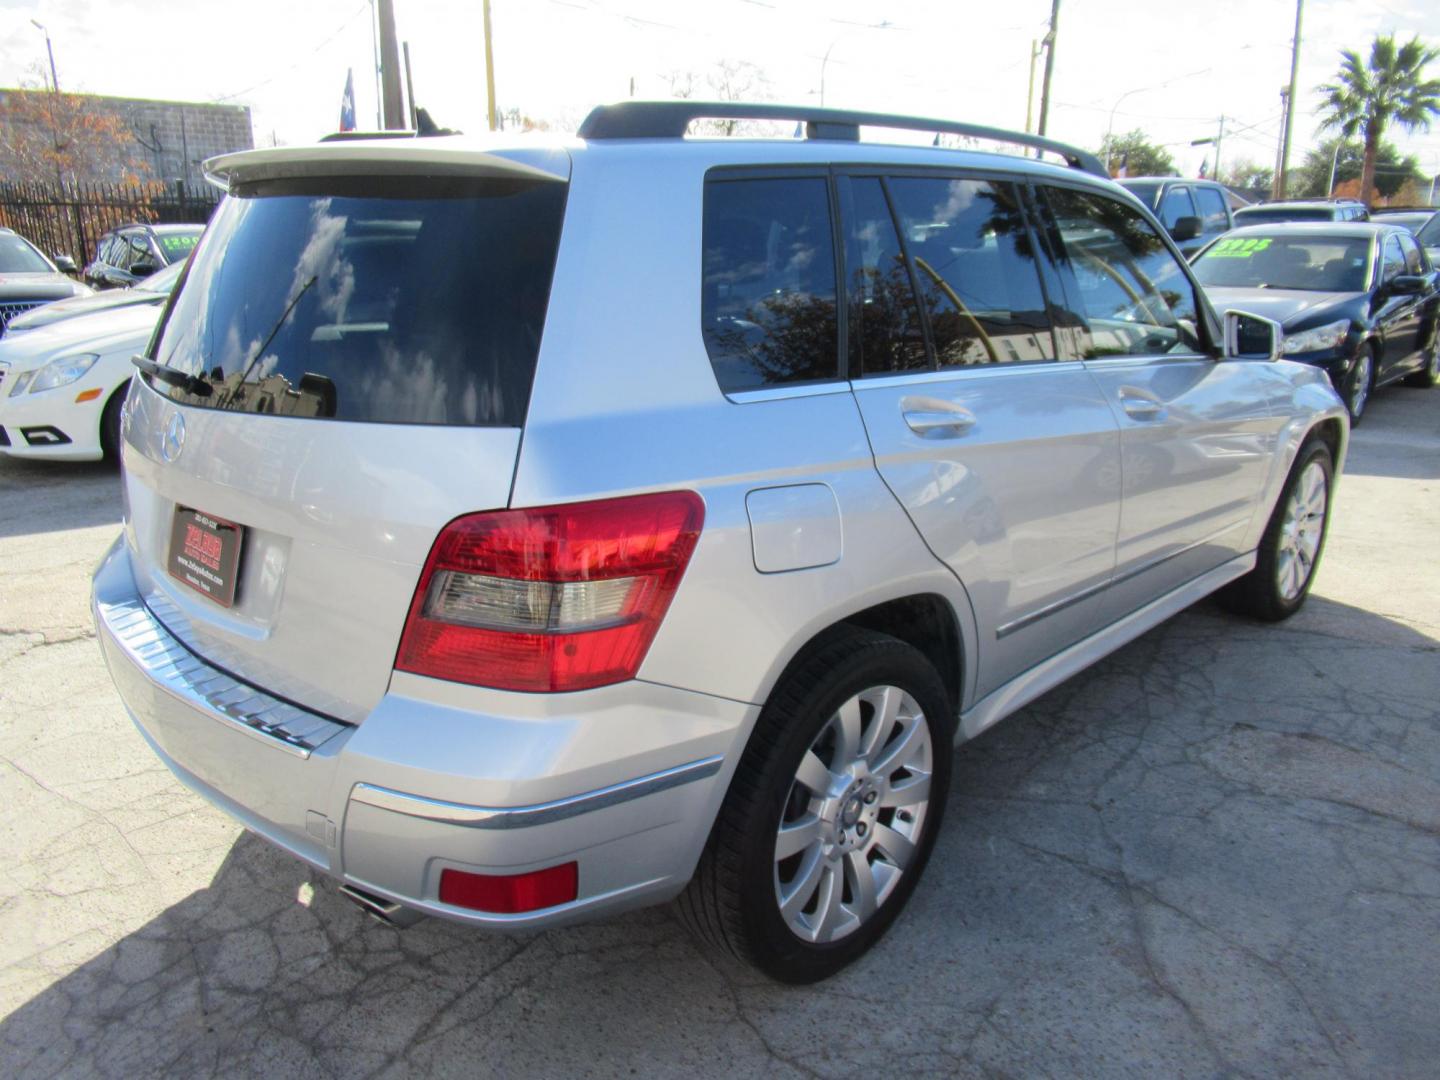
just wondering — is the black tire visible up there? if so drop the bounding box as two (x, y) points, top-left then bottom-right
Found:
(1404, 343), (1439, 388)
(100, 388), (125, 464)
(1343, 346), (1375, 425)
(1218, 436), (1334, 622)
(677, 627), (954, 984)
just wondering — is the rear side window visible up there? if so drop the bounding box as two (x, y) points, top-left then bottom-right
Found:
(147, 175), (566, 426)
(1193, 186), (1229, 231)
(1039, 185), (1203, 358)
(701, 176), (839, 393)
(843, 177), (929, 375)
(887, 176), (1055, 366)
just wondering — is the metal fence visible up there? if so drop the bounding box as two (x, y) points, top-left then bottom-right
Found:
(0, 179), (219, 269)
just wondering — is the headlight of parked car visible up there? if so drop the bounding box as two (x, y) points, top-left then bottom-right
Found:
(27, 353), (99, 393)
(1281, 320), (1351, 356)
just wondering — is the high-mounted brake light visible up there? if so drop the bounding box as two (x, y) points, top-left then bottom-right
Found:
(395, 491), (704, 692)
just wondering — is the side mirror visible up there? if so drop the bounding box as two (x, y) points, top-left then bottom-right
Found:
(1169, 216), (1202, 242)
(53, 254), (78, 273)
(1224, 309), (1282, 361)
(130, 259), (158, 278)
(1387, 274), (1425, 296)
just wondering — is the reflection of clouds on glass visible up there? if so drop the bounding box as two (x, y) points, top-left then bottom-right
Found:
(934, 180), (980, 224)
(292, 198), (354, 323)
(254, 354), (281, 380)
(782, 240), (817, 277)
(355, 341), (481, 424)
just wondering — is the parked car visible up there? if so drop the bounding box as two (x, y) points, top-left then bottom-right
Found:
(0, 297), (160, 460)
(1192, 221), (1439, 422)
(6, 260), (183, 335)
(1371, 207), (1438, 236)
(92, 102), (1349, 984)
(83, 222), (203, 289)
(0, 227), (92, 332)
(1233, 199), (1369, 226)
(1118, 177), (1234, 257)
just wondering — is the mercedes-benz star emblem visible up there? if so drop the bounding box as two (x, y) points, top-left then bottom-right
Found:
(161, 412), (186, 463)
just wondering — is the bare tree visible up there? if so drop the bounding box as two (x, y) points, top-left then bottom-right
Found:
(0, 70), (150, 185)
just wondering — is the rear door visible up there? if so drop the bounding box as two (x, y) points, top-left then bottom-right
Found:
(122, 152), (570, 723)
(1033, 182), (1279, 615)
(844, 170), (1121, 699)
(1375, 232), (1424, 378)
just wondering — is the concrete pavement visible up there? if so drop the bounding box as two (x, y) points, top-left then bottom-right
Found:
(2, 387), (1437, 1078)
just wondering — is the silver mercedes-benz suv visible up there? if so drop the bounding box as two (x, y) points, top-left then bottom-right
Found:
(92, 102), (1348, 983)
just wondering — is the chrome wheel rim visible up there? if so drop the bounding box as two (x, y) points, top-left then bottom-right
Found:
(1349, 354), (1371, 417)
(773, 685), (933, 944)
(1275, 461), (1327, 602)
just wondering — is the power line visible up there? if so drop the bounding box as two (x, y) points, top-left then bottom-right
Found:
(213, 3), (369, 103)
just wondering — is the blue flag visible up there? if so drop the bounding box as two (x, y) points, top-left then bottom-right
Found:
(340, 68), (356, 132)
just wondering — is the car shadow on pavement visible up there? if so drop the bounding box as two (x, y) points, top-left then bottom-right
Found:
(2, 598), (1438, 1077)
(0, 456), (123, 538)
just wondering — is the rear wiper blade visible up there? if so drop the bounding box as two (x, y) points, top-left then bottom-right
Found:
(131, 355), (214, 398)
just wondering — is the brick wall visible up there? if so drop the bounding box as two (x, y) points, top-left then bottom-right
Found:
(0, 90), (253, 185)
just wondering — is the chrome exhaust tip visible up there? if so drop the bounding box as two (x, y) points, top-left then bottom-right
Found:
(339, 884), (426, 928)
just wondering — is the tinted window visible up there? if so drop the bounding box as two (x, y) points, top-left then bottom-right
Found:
(887, 176), (1054, 366)
(1041, 185), (1203, 358)
(148, 175), (567, 426)
(1118, 180), (1162, 209)
(0, 234), (52, 273)
(1193, 186), (1229, 231)
(1381, 235), (1405, 283)
(1234, 206), (1332, 224)
(1397, 232), (1424, 274)
(1417, 214), (1440, 246)
(843, 177), (928, 375)
(1158, 186), (1197, 230)
(702, 177), (839, 392)
(1193, 235), (1371, 292)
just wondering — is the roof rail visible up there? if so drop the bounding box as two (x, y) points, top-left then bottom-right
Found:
(577, 101), (1107, 178)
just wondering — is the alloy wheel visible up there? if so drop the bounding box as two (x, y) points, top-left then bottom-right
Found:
(773, 685), (933, 944)
(1275, 460), (1327, 602)
(1349, 353), (1371, 418)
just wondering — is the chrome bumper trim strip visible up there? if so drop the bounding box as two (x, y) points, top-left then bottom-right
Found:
(350, 755), (726, 830)
(96, 594), (349, 758)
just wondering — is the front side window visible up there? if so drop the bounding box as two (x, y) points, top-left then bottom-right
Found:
(1040, 185), (1203, 358)
(843, 177), (928, 375)
(1158, 186), (1197, 230)
(148, 174), (567, 426)
(1398, 232), (1425, 274)
(1380, 235), (1406, 284)
(1194, 186), (1229, 231)
(887, 176), (1054, 366)
(702, 176), (839, 392)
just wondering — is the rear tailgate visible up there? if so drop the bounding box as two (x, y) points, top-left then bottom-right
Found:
(120, 141), (570, 723)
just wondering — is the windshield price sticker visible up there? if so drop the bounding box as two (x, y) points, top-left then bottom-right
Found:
(1209, 237), (1273, 259)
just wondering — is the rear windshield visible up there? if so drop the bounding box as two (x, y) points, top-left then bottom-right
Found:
(146, 175), (566, 426)
(1118, 181), (1161, 208)
(1233, 206), (1331, 224)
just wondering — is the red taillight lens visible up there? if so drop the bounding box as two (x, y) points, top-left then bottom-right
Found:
(439, 863), (578, 913)
(396, 491), (704, 692)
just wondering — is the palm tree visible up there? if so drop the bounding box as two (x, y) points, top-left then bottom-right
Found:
(1316, 35), (1440, 205)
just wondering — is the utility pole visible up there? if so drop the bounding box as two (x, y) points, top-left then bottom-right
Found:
(402, 41), (417, 130)
(483, 0), (498, 132)
(369, 1), (382, 128)
(1036, 0), (1061, 138)
(1276, 0), (1303, 199)
(376, 0), (405, 129)
(1024, 39), (1041, 133)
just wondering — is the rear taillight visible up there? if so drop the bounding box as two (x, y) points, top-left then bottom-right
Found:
(396, 491), (704, 692)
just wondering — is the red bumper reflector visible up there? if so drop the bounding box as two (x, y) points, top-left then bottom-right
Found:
(439, 862), (579, 914)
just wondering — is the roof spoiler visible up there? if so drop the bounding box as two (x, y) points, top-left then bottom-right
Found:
(577, 101), (1107, 178)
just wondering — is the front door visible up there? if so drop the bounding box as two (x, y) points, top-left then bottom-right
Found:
(841, 172), (1122, 700)
(1032, 183), (1280, 614)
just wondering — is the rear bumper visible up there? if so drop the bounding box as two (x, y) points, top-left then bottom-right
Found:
(93, 536), (755, 929)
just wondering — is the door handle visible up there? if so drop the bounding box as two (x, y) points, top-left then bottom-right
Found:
(1118, 386), (1165, 420)
(901, 397), (977, 437)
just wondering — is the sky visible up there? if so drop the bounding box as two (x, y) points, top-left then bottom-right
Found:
(2, 0), (1439, 185)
